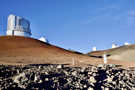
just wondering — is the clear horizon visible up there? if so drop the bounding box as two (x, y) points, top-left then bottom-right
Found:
(0, 0), (135, 53)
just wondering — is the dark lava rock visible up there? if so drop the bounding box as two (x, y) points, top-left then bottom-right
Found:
(0, 64), (135, 90)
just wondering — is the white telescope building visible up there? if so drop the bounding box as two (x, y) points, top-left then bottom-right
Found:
(124, 42), (130, 45)
(6, 14), (31, 37)
(112, 43), (118, 48)
(39, 36), (49, 43)
(92, 46), (97, 51)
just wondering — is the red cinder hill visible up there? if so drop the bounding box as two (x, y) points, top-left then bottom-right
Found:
(0, 36), (135, 67)
(0, 36), (103, 65)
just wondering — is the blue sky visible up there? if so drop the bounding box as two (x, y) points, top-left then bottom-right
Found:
(0, 0), (135, 53)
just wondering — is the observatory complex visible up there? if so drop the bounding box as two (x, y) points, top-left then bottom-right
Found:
(6, 14), (49, 43)
(6, 14), (31, 37)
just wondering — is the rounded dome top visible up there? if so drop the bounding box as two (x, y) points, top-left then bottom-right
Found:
(39, 36), (49, 43)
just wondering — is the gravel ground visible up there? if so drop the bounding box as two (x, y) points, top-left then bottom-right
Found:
(0, 64), (135, 90)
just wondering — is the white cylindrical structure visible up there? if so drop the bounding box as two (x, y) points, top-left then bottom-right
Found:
(103, 54), (107, 64)
(6, 14), (31, 37)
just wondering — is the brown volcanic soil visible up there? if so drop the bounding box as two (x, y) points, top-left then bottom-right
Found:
(87, 45), (135, 67)
(87, 47), (121, 57)
(0, 36), (104, 65)
(0, 36), (135, 67)
(87, 45), (135, 61)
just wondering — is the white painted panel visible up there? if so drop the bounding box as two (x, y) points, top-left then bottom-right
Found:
(14, 31), (30, 37)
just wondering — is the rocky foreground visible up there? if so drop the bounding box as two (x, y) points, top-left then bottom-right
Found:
(0, 64), (135, 90)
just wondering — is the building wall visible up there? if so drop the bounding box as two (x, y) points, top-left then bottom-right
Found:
(7, 15), (16, 30)
(7, 30), (31, 37)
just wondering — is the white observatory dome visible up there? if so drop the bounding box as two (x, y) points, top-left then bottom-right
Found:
(6, 14), (31, 37)
(39, 36), (49, 43)
(92, 46), (97, 51)
(124, 42), (130, 45)
(112, 43), (118, 48)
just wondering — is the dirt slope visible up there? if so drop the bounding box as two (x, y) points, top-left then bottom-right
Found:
(0, 36), (135, 67)
(0, 36), (103, 65)
(87, 45), (135, 61)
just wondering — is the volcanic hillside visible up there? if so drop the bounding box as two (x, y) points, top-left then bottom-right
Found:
(0, 36), (135, 67)
(87, 45), (135, 61)
(0, 36), (104, 65)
